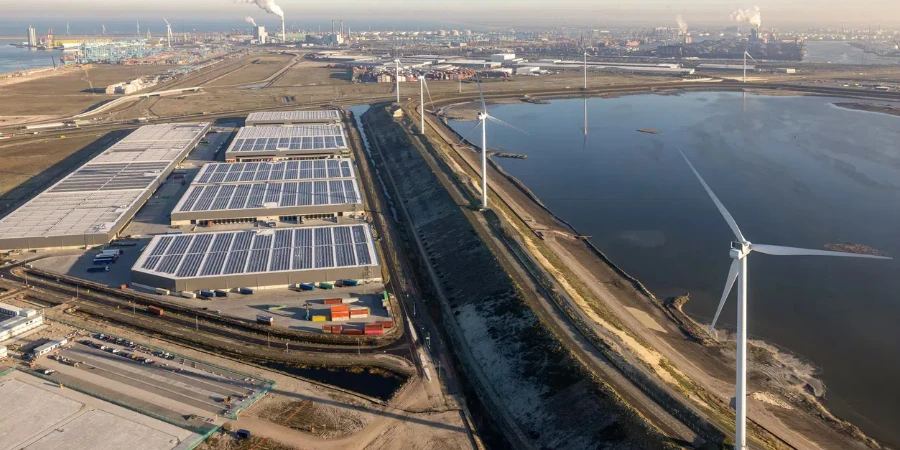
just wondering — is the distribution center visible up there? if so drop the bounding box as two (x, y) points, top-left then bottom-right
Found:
(224, 124), (350, 162)
(245, 110), (342, 126)
(131, 225), (382, 291)
(0, 123), (211, 251)
(169, 160), (363, 226)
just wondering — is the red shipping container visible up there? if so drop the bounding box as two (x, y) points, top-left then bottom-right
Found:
(322, 326), (332, 333)
(365, 328), (384, 335)
(323, 298), (342, 305)
(365, 324), (382, 330)
(331, 325), (343, 333)
(343, 329), (363, 335)
(147, 306), (164, 316)
(380, 321), (394, 329)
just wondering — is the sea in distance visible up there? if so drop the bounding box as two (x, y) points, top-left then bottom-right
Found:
(0, 39), (63, 74)
(448, 92), (900, 446)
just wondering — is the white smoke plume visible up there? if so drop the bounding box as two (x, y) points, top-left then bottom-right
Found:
(675, 15), (688, 34)
(731, 6), (761, 28)
(245, 16), (257, 27)
(236, 0), (284, 19)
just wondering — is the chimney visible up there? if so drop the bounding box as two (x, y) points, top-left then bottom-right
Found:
(340, 20), (344, 38)
(331, 20), (335, 35)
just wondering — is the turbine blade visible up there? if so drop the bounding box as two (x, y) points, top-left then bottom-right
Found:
(476, 78), (487, 113)
(678, 148), (746, 242)
(456, 121), (482, 147)
(422, 78), (435, 111)
(750, 244), (892, 259)
(486, 115), (528, 134)
(710, 259), (740, 334)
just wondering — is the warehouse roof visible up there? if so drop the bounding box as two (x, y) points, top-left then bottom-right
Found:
(226, 124), (348, 154)
(246, 110), (341, 124)
(173, 160), (361, 214)
(132, 225), (379, 280)
(0, 123), (209, 241)
(194, 160), (355, 184)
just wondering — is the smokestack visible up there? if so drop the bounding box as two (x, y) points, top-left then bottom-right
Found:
(282, 18), (285, 43)
(340, 20), (344, 38)
(332, 20), (335, 35)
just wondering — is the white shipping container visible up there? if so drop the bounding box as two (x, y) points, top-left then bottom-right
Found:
(340, 298), (355, 304)
(155, 288), (170, 295)
(349, 313), (368, 319)
(181, 291), (197, 299)
(332, 316), (350, 322)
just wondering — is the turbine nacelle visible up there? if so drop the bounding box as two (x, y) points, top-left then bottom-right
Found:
(730, 241), (749, 259)
(477, 112), (487, 121)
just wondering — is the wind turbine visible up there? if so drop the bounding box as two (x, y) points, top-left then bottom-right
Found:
(101, 24), (106, 36)
(678, 149), (891, 450)
(393, 59), (402, 103)
(458, 79), (526, 210)
(742, 50), (757, 83)
(164, 18), (173, 48)
(417, 74), (435, 135)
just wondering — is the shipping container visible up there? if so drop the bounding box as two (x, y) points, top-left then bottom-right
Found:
(93, 258), (114, 265)
(341, 279), (359, 287)
(322, 325), (332, 334)
(200, 290), (215, 298)
(256, 315), (274, 326)
(311, 315), (327, 322)
(343, 329), (363, 335)
(350, 307), (370, 314)
(181, 291), (197, 299)
(331, 325), (343, 334)
(299, 283), (315, 291)
(341, 297), (355, 304)
(155, 288), (170, 295)
(119, 284), (128, 290)
(364, 324), (383, 331)
(319, 282), (334, 290)
(323, 298), (342, 305)
(86, 266), (110, 273)
(331, 313), (350, 322)
(380, 321), (395, 329)
(239, 287), (255, 295)
(330, 304), (350, 312)
(147, 306), (164, 316)
(364, 328), (384, 336)
(349, 313), (369, 319)
(214, 289), (229, 297)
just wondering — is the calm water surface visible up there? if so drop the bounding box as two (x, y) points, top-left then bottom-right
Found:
(0, 39), (63, 74)
(449, 92), (900, 445)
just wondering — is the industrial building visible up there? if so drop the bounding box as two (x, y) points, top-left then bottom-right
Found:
(131, 224), (381, 291)
(32, 338), (68, 358)
(0, 123), (211, 251)
(245, 110), (342, 126)
(254, 25), (268, 44)
(169, 159), (363, 226)
(696, 64), (755, 72)
(516, 61), (695, 75)
(224, 124), (349, 162)
(0, 302), (43, 343)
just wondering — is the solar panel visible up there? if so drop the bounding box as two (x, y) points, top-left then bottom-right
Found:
(176, 253), (204, 278)
(150, 236), (174, 257)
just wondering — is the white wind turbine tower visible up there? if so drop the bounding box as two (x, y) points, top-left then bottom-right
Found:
(678, 149), (891, 450)
(164, 18), (173, 48)
(743, 50), (757, 83)
(417, 74), (435, 135)
(457, 79), (526, 210)
(394, 59), (402, 103)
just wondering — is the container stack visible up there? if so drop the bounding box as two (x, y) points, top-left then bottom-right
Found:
(331, 305), (350, 321)
(364, 324), (383, 335)
(349, 307), (369, 319)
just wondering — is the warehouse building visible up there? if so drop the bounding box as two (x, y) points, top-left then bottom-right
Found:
(224, 124), (349, 162)
(245, 110), (342, 126)
(169, 159), (363, 226)
(0, 123), (210, 251)
(0, 302), (43, 343)
(32, 338), (68, 358)
(131, 225), (381, 291)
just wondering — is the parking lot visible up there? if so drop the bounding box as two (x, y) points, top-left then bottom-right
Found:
(33, 331), (272, 428)
(158, 282), (393, 332)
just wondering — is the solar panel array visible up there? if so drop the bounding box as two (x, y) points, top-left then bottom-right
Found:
(246, 110), (340, 124)
(135, 225), (377, 279)
(0, 123), (210, 242)
(194, 160), (354, 184)
(176, 180), (360, 213)
(227, 125), (347, 154)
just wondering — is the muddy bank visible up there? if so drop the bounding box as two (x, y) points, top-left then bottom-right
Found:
(834, 102), (900, 116)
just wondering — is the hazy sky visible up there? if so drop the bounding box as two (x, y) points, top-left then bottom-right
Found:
(3, 0), (900, 28)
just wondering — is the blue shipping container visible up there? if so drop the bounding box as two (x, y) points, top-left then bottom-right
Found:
(239, 287), (254, 295)
(200, 290), (215, 298)
(341, 279), (359, 287)
(93, 259), (114, 265)
(214, 290), (229, 297)
(299, 283), (315, 291)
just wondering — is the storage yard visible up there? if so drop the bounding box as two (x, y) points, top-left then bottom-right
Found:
(0, 370), (203, 450)
(0, 123), (210, 251)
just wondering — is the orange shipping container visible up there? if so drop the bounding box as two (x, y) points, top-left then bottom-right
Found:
(322, 326), (332, 334)
(330, 305), (350, 312)
(365, 328), (384, 336)
(323, 298), (342, 305)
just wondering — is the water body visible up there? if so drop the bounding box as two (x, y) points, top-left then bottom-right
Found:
(0, 39), (63, 74)
(448, 92), (900, 446)
(804, 40), (900, 65)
